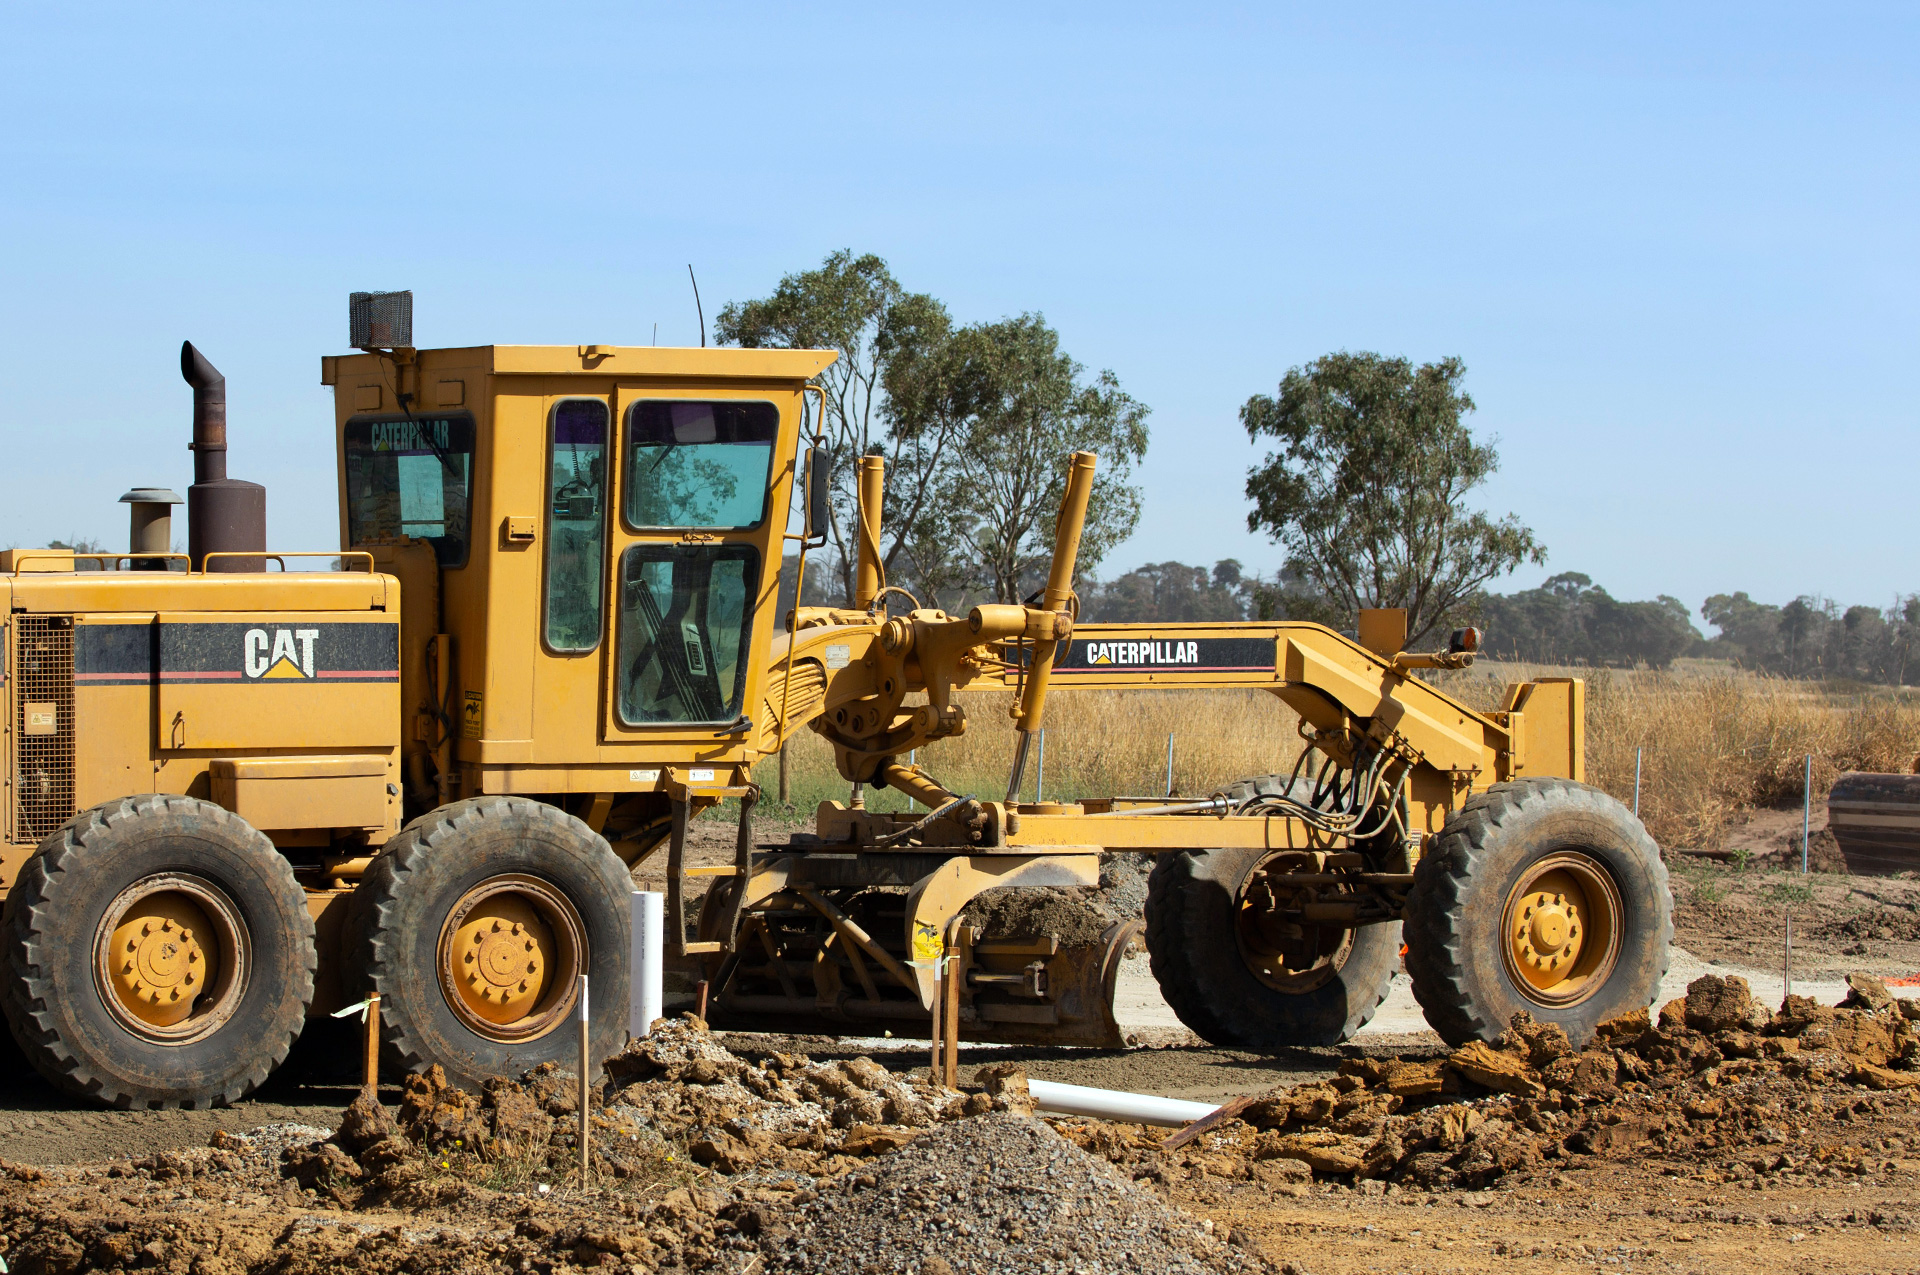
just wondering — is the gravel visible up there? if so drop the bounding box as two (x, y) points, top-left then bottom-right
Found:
(1100, 853), (1154, 920)
(759, 1112), (1269, 1274)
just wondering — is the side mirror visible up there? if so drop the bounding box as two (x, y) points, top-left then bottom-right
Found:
(804, 446), (829, 543)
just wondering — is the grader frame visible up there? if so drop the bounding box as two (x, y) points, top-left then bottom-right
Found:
(0, 333), (1622, 1110)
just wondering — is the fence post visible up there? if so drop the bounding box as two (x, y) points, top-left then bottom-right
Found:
(1035, 730), (1046, 803)
(1166, 733), (1175, 798)
(1802, 753), (1812, 874)
(1633, 747), (1642, 818)
(778, 743), (790, 804)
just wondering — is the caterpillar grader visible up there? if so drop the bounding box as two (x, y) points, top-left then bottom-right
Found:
(0, 297), (1671, 1108)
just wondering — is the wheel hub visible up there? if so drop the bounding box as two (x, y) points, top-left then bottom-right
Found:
(452, 900), (553, 1024)
(1516, 888), (1579, 970)
(1236, 853), (1353, 995)
(1501, 854), (1622, 1006)
(93, 875), (247, 1042)
(437, 875), (581, 1041)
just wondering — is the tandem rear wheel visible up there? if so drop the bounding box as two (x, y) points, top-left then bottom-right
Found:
(1145, 844), (1400, 1049)
(344, 796), (632, 1093)
(1144, 772), (1400, 1049)
(1, 795), (317, 1109)
(1404, 778), (1671, 1047)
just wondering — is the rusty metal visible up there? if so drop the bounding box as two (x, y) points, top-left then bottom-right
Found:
(181, 342), (266, 572)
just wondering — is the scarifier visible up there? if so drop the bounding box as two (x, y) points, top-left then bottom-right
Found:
(0, 296), (1672, 1108)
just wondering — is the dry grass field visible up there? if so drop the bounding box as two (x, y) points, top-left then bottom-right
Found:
(755, 659), (1920, 852)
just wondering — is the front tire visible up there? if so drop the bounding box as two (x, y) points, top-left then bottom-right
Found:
(1146, 845), (1400, 1049)
(348, 797), (631, 1092)
(1404, 778), (1671, 1047)
(1, 795), (316, 1109)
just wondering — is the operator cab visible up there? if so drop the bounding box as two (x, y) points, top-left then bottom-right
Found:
(323, 323), (834, 807)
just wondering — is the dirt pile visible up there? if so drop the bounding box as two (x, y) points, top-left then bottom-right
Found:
(761, 1112), (1267, 1274)
(1058, 973), (1920, 1194)
(0, 1020), (1055, 1275)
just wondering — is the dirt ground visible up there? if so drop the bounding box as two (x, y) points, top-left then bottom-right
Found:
(11, 807), (1920, 1272)
(1674, 804), (1920, 979)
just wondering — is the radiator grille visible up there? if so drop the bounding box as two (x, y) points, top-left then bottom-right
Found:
(760, 658), (827, 751)
(12, 616), (75, 842)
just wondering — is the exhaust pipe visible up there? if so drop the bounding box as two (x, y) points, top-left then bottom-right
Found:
(180, 341), (265, 571)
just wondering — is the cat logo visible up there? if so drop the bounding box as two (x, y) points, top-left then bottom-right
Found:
(244, 628), (319, 680)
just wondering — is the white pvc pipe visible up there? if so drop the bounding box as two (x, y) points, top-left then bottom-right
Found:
(1026, 1078), (1220, 1128)
(630, 891), (664, 1038)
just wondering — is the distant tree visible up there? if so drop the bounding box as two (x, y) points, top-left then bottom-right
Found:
(1080, 560), (1257, 623)
(715, 251), (954, 605)
(1242, 352), (1543, 645)
(886, 314), (1149, 606)
(1700, 592), (1785, 670)
(1475, 572), (1699, 668)
(47, 537), (112, 571)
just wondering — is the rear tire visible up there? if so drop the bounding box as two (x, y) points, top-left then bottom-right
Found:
(347, 797), (631, 1092)
(1, 795), (315, 1109)
(1145, 845), (1399, 1049)
(1404, 778), (1671, 1047)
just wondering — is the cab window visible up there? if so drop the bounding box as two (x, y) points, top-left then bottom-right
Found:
(616, 543), (757, 725)
(623, 400), (778, 529)
(343, 414), (475, 566)
(544, 400), (608, 652)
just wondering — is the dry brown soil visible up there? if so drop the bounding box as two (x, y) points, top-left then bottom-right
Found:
(10, 811), (1920, 1273)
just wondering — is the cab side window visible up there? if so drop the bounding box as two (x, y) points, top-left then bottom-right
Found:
(544, 400), (608, 652)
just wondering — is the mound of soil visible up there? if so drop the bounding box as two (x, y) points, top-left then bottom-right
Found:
(961, 886), (1120, 948)
(763, 1112), (1265, 1274)
(0, 1021), (1048, 1275)
(1054, 973), (1920, 1197)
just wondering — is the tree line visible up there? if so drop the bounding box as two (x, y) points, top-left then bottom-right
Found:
(739, 251), (1909, 685)
(735, 253), (1545, 633)
(1073, 560), (1920, 684)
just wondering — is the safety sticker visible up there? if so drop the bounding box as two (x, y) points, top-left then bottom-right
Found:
(912, 922), (944, 963)
(824, 643), (851, 669)
(462, 690), (483, 739)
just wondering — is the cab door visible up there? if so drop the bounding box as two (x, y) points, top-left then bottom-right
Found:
(599, 383), (798, 758)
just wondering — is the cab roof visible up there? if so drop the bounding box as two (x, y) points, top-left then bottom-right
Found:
(324, 345), (838, 384)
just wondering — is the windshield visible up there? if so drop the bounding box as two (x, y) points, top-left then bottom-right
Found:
(623, 400), (778, 529)
(343, 414), (475, 566)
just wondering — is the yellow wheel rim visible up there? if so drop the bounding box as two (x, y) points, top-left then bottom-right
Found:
(1501, 852), (1623, 1007)
(1235, 852), (1354, 995)
(436, 874), (583, 1042)
(93, 875), (247, 1043)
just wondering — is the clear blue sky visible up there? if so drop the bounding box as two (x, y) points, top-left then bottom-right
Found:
(4, 4), (1914, 624)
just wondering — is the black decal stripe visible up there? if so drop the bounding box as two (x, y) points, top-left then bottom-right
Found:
(76, 621), (402, 685)
(75, 623), (156, 684)
(1057, 636), (1275, 673)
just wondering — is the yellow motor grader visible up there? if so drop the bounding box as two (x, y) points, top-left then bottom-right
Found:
(0, 301), (1670, 1108)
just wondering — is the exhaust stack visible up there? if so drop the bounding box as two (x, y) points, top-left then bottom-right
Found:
(180, 341), (265, 571)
